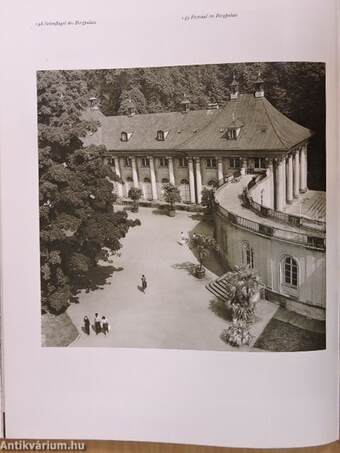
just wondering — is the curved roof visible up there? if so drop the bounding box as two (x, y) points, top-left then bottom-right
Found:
(83, 93), (312, 153)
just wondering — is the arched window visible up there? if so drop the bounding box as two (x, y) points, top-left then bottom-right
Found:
(241, 241), (254, 268)
(121, 131), (128, 142)
(157, 130), (164, 141)
(282, 256), (298, 288)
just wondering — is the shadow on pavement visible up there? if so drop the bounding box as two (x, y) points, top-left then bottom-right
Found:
(209, 298), (232, 321)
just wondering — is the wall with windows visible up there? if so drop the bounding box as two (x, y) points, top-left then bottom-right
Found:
(215, 214), (325, 319)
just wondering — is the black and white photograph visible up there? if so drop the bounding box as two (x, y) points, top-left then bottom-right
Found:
(39, 62), (326, 352)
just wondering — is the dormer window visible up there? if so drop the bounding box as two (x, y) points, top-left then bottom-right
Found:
(121, 131), (133, 142)
(156, 130), (168, 141)
(226, 114), (244, 140)
(227, 129), (239, 140)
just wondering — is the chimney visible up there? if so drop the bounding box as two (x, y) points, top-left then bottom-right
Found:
(254, 71), (265, 98)
(180, 94), (190, 113)
(230, 74), (239, 100)
(126, 98), (136, 116)
(89, 96), (99, 110)
(207, 101), (219, 110)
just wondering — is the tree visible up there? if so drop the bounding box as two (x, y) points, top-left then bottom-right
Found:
(189, 233), (217, 278)
(128, 187), (143, 212)
(162, 183), (181, 216)
(221, 266), (264, 346)
(38, 70), (139, 314)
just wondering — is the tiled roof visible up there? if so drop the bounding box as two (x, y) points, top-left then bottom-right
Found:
(83, 93), (312, 153)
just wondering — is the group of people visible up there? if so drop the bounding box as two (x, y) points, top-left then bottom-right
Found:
(83, 313), (110, 335)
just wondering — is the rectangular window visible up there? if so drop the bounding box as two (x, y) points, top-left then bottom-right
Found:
(108, 157), (115, 167)
(206, 158), (217, 169)
(178, 158), (188, 168)
(159, 157), (168, 168)
(230, 158), (240, 169)
(124, 157), (132, 167)
(141, 158), (150, 168)
(254, 157), (265, 169)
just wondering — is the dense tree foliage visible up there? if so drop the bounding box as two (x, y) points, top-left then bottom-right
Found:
(38, 70), (139, 314)
(85, 62), (325, 189)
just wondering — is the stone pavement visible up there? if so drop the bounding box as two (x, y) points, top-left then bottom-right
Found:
(67, 207), (278, 351)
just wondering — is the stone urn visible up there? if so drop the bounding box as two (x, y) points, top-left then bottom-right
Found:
(168, 209), (176, 217)
(194, 265), (206, 279)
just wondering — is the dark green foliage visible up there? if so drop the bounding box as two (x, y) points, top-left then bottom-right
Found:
(38, 70), (138, 314)
(162, 183), (181, 211)
(189, 233), (217, 270)
(201, 187), (215, 213)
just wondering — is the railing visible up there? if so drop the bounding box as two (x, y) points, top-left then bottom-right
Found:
(217, 204), (325, 251)
(244, 176), (326, 234)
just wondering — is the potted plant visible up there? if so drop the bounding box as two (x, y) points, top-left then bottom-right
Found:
(221, 265), (263, 346)
(162, 182), (181, 217)
(189, 233), (217, 278)
(128, 187), (142, 213)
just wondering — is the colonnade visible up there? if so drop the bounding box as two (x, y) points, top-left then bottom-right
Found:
(273, 145), (308, 211)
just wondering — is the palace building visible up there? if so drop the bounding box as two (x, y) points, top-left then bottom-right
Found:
(84, 74), (326, 320)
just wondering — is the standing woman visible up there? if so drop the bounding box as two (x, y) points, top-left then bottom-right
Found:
(83, 316), (90, 335)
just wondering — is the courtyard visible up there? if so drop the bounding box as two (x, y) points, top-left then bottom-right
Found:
(66, 207), (277, 351)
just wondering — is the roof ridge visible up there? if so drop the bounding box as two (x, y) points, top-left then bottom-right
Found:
(261, 98), (290, 149)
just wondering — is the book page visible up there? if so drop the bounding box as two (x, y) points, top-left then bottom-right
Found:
(0, 0), (338, 447)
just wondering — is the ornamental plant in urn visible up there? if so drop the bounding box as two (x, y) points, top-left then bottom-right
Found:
(221, 265), (263, 346)
(162, 182), (181, 217)
(128, 187), (142, 213)
(189, 233), (218, 279)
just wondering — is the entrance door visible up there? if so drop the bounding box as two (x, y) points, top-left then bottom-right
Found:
(124, 177), (133, 197)
(179, 179), (190, 203)
(143, 178), (153, 200)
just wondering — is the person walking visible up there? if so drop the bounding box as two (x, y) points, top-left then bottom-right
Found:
(83, 316), (90, 335)
(141, 274), (147, 293)
(94, 313), (101, 335)
(101, 316), (110, 335)
(179, 231), (186, 245)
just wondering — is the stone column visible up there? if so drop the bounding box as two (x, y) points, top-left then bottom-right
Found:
(195, 157), (203, 204)
(240, 158), (247, 176)
(149, 156), (157, 200)
(113, 157), (123, 197)
(281, 156), (286, 209)
(286, 154), (293, 204)
(275, 158), (285, 211)
(300, 145), (308, 193)
(131, 156), (139, 188)
(188, 158), (196, 204)
(217, 157), (223, 184)
(168, 156), (175, 185)
(293, 149), (300, 198)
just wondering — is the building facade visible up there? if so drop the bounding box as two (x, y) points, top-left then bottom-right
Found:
(85, 75), (326, 319)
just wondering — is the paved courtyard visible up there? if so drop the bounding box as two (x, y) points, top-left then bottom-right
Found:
(68, 207), (277, 350)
